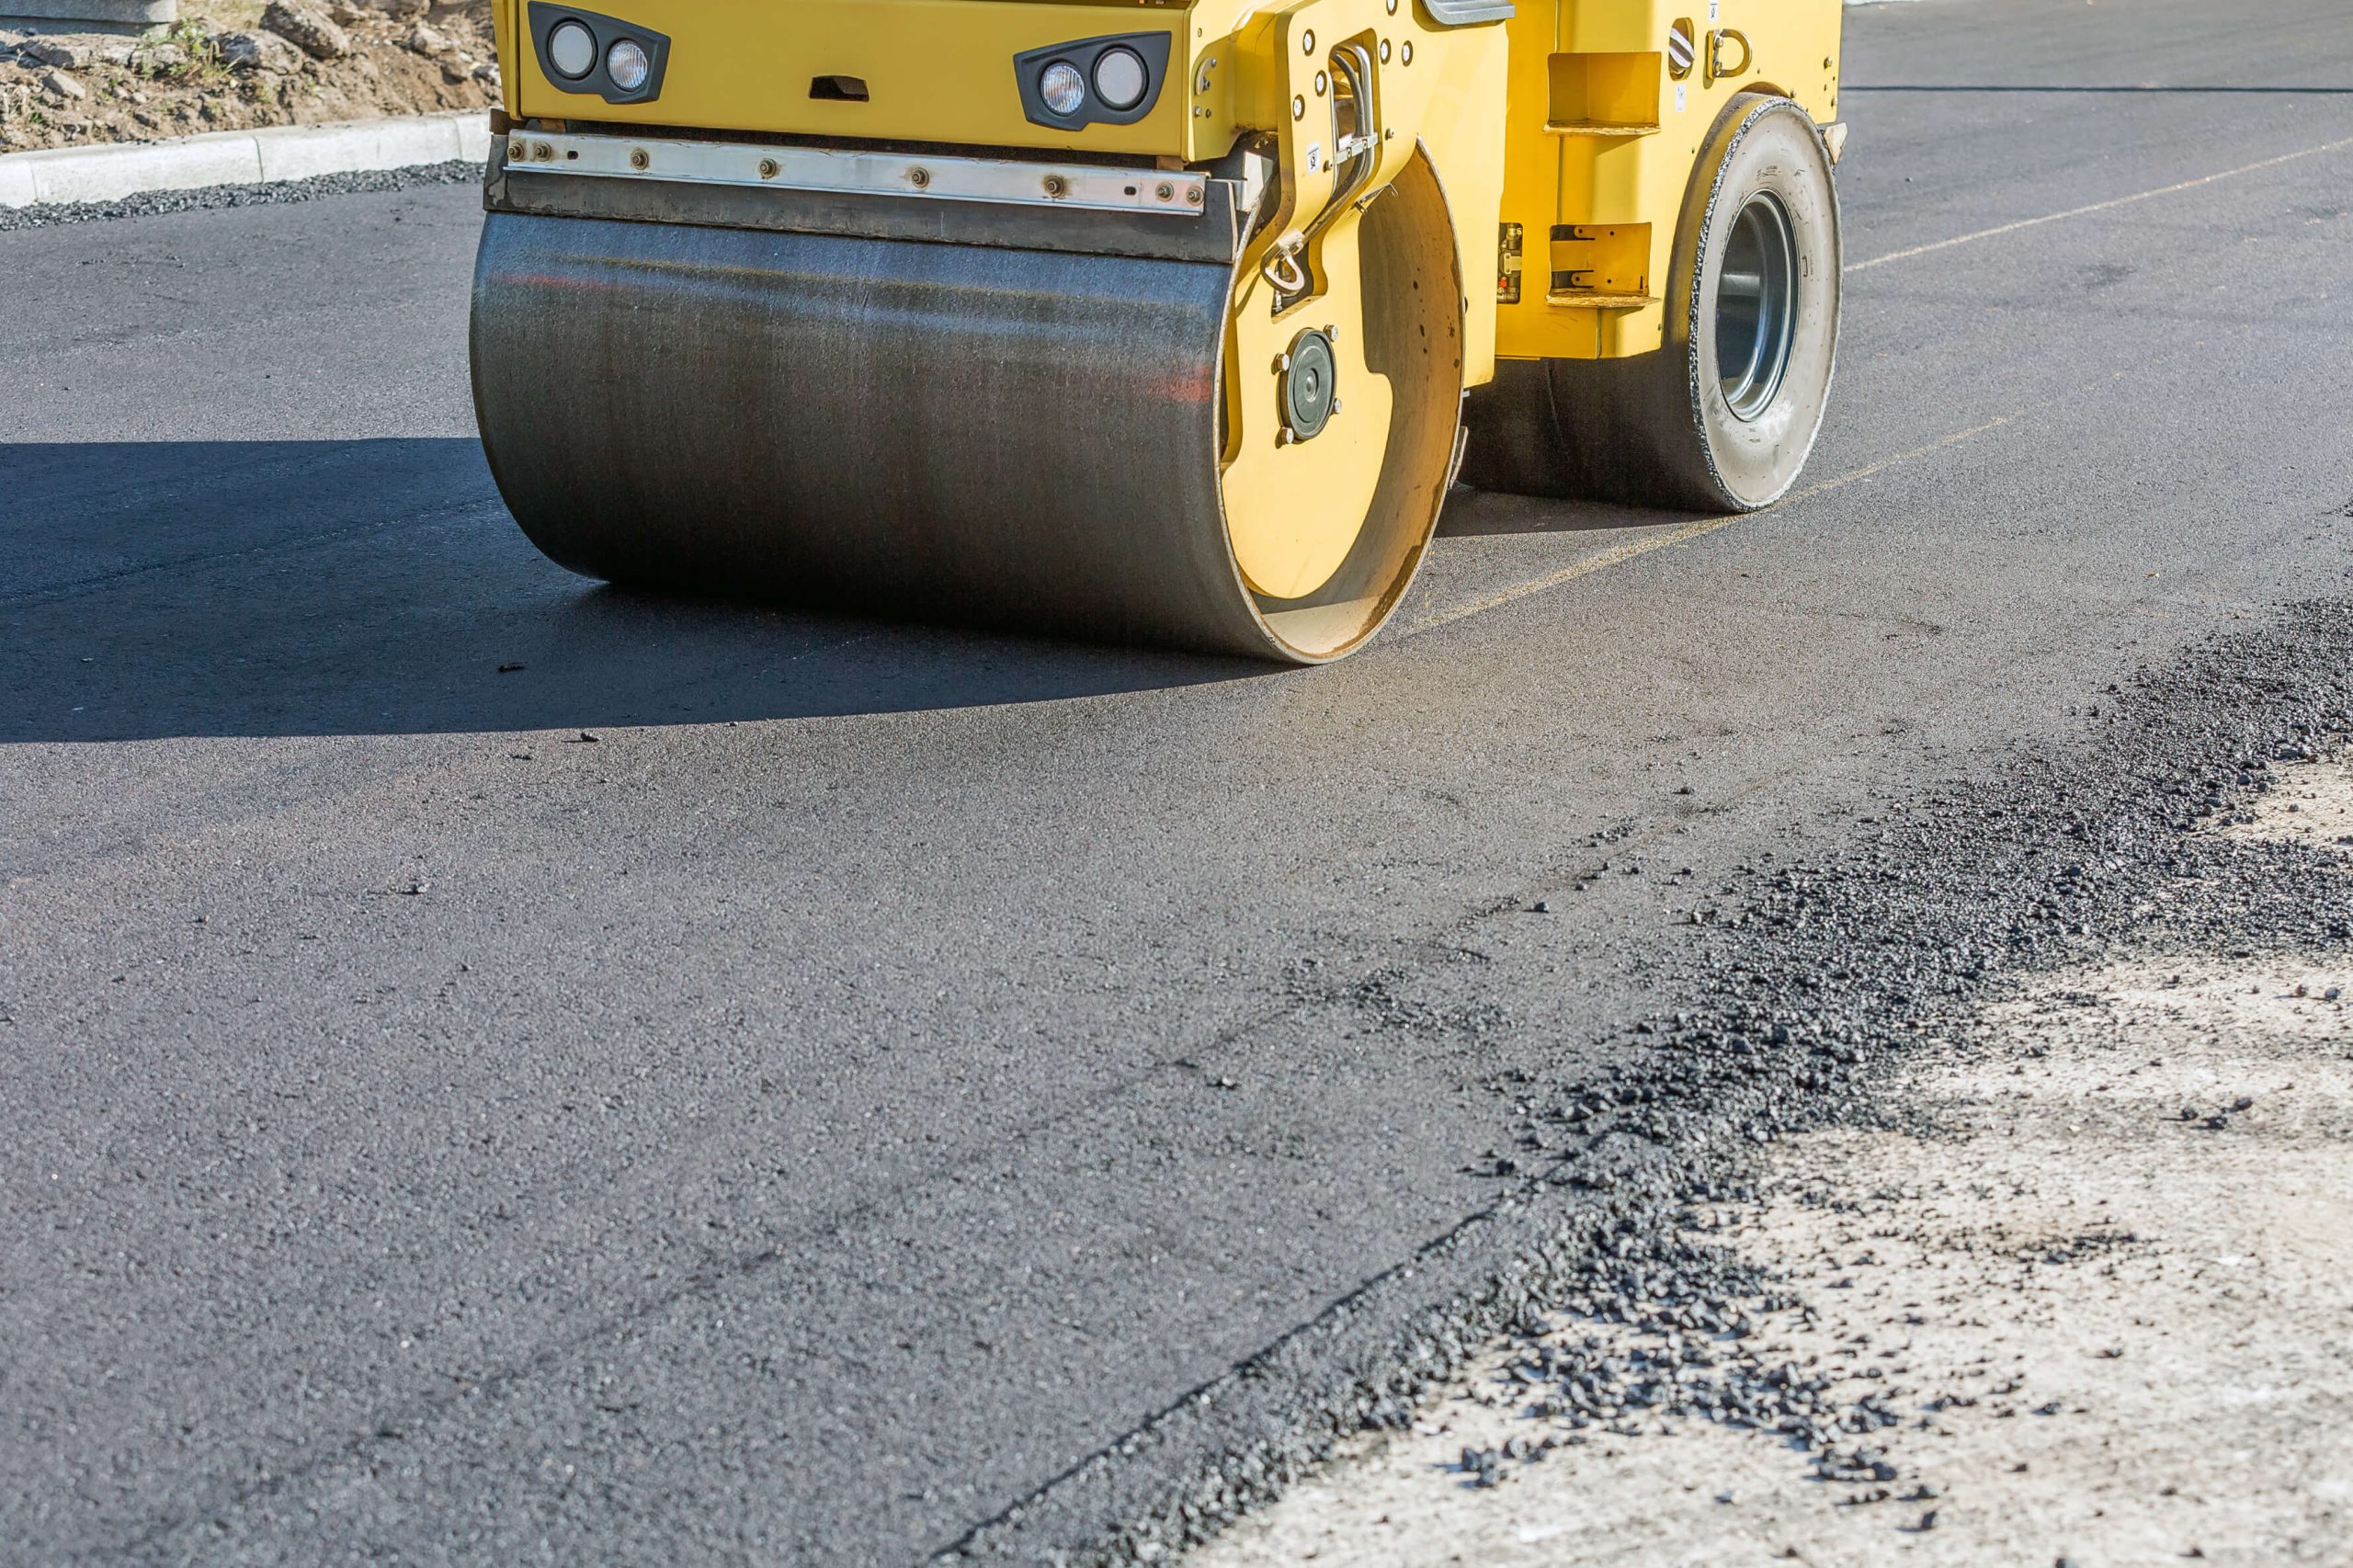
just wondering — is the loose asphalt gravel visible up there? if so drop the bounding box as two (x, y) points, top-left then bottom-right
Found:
(4, 1), (2352, 1563)
(0, 161), (478, 233)
(981, 607), (2353, 1564)
(1204, 892), (2353, 1560)
(1199, 751), (2353, 1564)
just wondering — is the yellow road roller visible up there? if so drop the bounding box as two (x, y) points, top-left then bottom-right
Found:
(472, 0), (1846, 662)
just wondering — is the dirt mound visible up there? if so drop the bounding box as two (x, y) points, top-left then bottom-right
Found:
(0, 1), (494, 155)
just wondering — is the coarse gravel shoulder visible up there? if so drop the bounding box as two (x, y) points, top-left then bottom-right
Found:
(959, 601), (2353, 1566)
(0, 153), (471, 228)
(1194, 748), (2353, 1568)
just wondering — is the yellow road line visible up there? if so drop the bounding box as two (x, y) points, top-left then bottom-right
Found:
(1846, 134), (2353, 274)
(1407, 408), (2029, 638)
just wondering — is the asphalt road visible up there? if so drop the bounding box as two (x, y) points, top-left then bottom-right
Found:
(4, 1), (2350, 1561)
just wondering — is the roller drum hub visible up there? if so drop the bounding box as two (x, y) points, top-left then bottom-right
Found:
(1280, 328), (1339, 443)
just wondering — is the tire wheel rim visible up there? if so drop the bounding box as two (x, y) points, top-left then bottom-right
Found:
(1715, 190), (1799, 423)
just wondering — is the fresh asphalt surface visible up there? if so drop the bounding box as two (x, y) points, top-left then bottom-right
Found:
(4, 1), (2350, 1561)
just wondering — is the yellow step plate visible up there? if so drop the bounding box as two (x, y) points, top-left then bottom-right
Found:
(1544, 290), (1660, 310)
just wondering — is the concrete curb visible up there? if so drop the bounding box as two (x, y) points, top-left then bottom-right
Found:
(2, 0), (175, 21)
(0, 109), (489, 209)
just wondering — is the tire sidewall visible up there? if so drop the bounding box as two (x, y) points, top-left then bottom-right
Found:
(1676, 96), (1842, 508)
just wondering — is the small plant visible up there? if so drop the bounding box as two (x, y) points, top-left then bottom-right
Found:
(137, 18), (227, 85)
(144, 17), (210, 50)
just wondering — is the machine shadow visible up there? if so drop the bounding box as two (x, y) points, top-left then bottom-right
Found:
(0, 439), (1265, 744)
(1438, 485), (1704, 538)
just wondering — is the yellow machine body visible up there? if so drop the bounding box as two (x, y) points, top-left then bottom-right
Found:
(1492, 1), (1840, 358)
(494, 0), (1837, 369)
(475, 0), (1844, 660)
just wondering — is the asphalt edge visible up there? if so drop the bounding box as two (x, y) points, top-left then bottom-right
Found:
(0, 109), (489, 208)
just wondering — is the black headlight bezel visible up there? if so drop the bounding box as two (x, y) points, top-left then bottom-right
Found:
(527, 2), (670, 107)
(1013, 32), (1173, 131)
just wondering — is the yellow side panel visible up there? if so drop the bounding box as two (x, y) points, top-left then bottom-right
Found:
(1207, 0), (1506, 595)
(512, 0), (1190, 158)
(1547, 51), (1660, 129)
(1415, 20), (1510, 390)
(1496, 0), (1842, 362)
(494, 0), (522, 119)
(1550, 222), (1650, 296)
(1186, 2), (1506, 389)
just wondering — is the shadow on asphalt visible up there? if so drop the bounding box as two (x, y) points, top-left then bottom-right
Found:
(1438, 486), (1696, 538)
(0, 439), (1267, 742)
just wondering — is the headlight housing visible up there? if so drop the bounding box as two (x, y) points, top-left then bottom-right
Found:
(525, 3), (669, 106)
(1013, 32), (1172, 131)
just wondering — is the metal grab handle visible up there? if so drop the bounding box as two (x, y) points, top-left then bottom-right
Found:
(1259, 42), (1383, 299)
(1322, 42), (1381, 207)
(1259, 243), (1311, 294)
(1706, 26), (1751, 84)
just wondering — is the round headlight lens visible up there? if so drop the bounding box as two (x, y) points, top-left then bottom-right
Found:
(607, 36), (650, 92)
(546, 17), (595, 79)
(1091, 47), (1147, 111)
(1040, 59), (1085, 117)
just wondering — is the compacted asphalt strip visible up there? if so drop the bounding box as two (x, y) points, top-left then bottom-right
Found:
(3, 1), (2350, 1562)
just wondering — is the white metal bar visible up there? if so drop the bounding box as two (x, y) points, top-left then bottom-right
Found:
(505, 130), (1206, 218)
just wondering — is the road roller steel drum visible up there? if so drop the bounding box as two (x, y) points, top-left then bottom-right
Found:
(470, 0), (1850, 663)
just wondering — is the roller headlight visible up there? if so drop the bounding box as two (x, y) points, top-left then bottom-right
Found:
(1013, 34), (1169, 131)
(1040, 59), (1086, 117)
(546, 17), (595, 78)
(1090, 47), (1146, 111)
(606, 36), (650, 92)
(528, 6), (667, 104)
